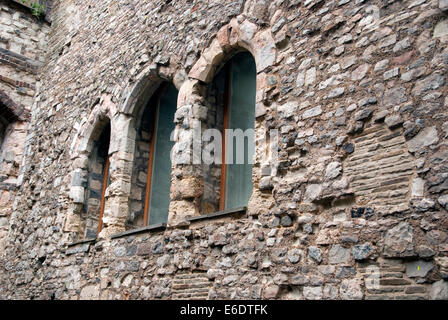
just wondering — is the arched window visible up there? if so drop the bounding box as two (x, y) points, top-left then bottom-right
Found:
(84, 121), (110, 238)
(201, 51), (256, 213)
(221, 51), (256, 210)
(0, 100), (21, 168)
(0, 107), (15, 250)
(129, 83), (178, 227)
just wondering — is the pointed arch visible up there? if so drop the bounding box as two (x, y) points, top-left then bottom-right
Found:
(0, 89), (30, 123)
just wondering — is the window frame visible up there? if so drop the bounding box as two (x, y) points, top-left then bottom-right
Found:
(142, 88), (160, 226)
(97, 156), (109, 234)
(219, 62), (232, 211)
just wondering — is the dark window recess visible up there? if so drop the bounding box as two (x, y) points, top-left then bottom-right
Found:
(84, 122), (111, 238)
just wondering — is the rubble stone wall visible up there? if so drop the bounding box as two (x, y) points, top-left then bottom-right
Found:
(1, 0), (448, 300)
(0, 0), (50, 253)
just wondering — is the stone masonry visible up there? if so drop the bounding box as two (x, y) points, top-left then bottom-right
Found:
(0, 0), (448, 300)
(0, 0), (50, 252)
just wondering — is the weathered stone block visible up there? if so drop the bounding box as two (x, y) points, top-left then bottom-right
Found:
(303, 286), (323, 300)
(277, 101), (298, 119)
(302, 105), (322, 119)
(254, 29), (276, 73)
(329, 244), (351, 264)
(411, 178), (425, 198)
(412, 73), (445, 96)
(80, 285), (100, 300)
(325, 161), (342, 180)
(430, 280), (448, 300)
(434, 19), (448, 38)
(263, 285), (279, 299)
(340, 279), (363, 300)
(383, 222), (415, 258)
(440, 0), (448, 11)
(406, 260), (434, 278)
(406, 126), (439, 153)
(352, 243), (373, 261)
(383, 86), (407, 107)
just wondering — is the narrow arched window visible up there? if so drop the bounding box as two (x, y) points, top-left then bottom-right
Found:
(221, 52), (256, 210)
(129, 83), (178, 227)
(85, 122), (110, 238)
(201, 51), (256, 213)
(0, 105), (20, 172)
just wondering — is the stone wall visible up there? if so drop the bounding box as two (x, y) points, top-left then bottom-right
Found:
(0, 0), (50, 252)
(0, 1), (50, 106)
(1, 0), (448, 300)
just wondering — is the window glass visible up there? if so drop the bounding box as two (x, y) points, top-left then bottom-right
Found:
(225, 52), (256, 210)
(147, 83), (178, 225)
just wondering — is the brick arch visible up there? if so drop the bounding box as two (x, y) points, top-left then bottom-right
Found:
(177, 18), (279, 128)
(178, 18), (278, 108)
(120, 64), (176, 117)
(187, 18), (277, 84)
(118, 65), (178, 160)
(0, 89), (30, 122)
(69, 94), (120, 157)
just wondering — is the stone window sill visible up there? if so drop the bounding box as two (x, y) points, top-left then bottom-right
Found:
(187, 206), (247, 223)
(67, 238), (96, 247)
(110, 223), (167, 239)
(110, 207), (247, 239)
(65, 238), (96, 255)
(66, 207), (247, 246)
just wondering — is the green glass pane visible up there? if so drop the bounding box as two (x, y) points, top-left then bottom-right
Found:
(148, 83), (178, 225)
(225, 52), (256, 210)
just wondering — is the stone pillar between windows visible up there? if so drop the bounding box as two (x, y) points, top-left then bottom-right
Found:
(168, 79), (205, 227)
(98, 113), (134, 238)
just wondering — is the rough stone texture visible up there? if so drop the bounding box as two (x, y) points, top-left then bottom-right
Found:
(353, 243), (373, 261)
(0, 0), (447, 301)
(0, 1), (50, 251)
(0, 2), (50, 108)
(440, 0), (448, 11)
(430, 280), (448, 300)
(433, 20), (448, 38)
(345, 125), (414, 210)
(329, 245), (351, 265)
(406, 260), (434, 278)
(340, 279), (363, 300)
(383, 222), (415, 258)
(407, 126), (439, 153)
